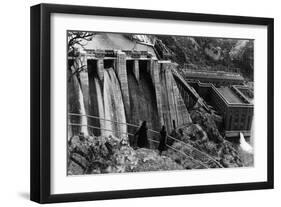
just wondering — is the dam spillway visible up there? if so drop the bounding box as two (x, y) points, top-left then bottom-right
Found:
(127, 60), (160, 132)
(67, 33), (194, 140)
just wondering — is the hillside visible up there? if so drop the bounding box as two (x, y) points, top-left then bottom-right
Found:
(156, 35), (254, 80)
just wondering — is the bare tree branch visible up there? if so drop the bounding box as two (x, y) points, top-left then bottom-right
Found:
(67, 31), (95, 81)
(67, 31), (95, 55)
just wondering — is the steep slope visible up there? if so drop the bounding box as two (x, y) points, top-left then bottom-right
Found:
(156, 35), (254, 80)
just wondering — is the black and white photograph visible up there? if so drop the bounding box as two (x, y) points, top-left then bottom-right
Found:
(67, 31), (254, 175)
(0, 0), (277, 206)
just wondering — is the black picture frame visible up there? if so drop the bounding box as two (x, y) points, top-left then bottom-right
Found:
(30, 3), (274, 204)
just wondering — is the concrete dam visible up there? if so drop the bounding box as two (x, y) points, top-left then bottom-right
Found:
(67, 33), (195, 142)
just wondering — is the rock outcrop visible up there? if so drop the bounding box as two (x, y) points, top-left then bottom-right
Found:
(162, 107), (244, 168)
(67, 134), (183, 175)
(189, 108), (224, 143)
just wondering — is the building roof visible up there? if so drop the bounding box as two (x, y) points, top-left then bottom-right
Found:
(83, 33), (157, 57)
(234, 86), (254, 103)
(216, 87), (244, 104)
(193, 81), (253, 106)
(184, 70), (244, 81)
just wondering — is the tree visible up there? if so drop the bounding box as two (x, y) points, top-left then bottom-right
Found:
(67, 31), (95, 81)
(68, 31), (95, 55)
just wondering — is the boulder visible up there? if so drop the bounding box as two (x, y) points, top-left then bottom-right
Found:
(190, 109), (223, 143)
(68, 134), (183, 175)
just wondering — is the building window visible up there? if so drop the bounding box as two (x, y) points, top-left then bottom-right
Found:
(241, 114), (246, 129)
(247, 116), (252, 130)
(229, 115), (232, 130)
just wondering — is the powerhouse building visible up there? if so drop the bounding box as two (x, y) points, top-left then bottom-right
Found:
(191, 81), (254, 138)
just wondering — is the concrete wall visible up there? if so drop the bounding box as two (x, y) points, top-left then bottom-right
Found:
(149, 59), (164, 126)
(159, 62), (192, 133)
(87, 59), (103, 135)
(116, 51), (130, 118)
(69, 52), (193, 136)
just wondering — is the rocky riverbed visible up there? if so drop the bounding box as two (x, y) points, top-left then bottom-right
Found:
(67, 106), (252, 175)
(67, 134), (184, 175)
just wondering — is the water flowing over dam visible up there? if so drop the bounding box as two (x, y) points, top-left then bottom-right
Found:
(68, 54), (194, 140)
(67, 34), (198, 141)
(66, 32), (257, 174)
(67, 65), (88, 138)
(103, 68), (127, 138)
(78, 82), (89, 136)
(86, 61), (127, 138)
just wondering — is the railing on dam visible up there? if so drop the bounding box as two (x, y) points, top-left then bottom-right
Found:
(68, 113), (224, 169)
